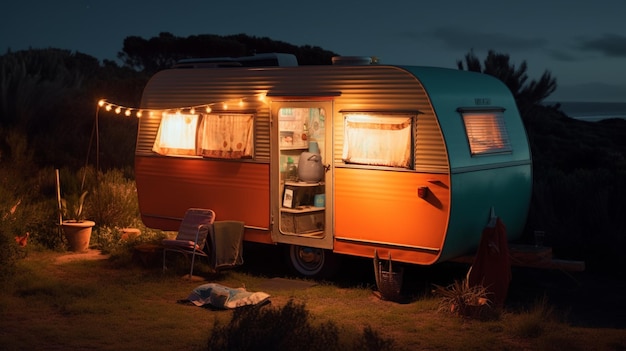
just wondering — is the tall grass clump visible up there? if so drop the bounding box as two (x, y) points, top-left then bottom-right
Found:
(511, 295), (560, 339)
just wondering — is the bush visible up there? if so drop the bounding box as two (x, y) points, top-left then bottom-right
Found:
(0, 225), (21, 283)
(351, 325), (396, 351)
(57, 166), (165, 255)
(96, 222), (167, 259)
(0, 132), (63, 257)
(84, 168), (140, 228)
(0, 136), (158, 257)
(208, 300), (340, 351)
(207, 300), (396, 351)
(523, 106), (626, 272)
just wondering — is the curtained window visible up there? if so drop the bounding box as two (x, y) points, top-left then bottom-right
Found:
(198, 114), (254, 159)
(342, 114), (413, 168)
(152, 112), (199, 156)
(462, 112), (511, 156)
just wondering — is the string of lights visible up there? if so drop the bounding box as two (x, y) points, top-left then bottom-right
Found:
(96, 94), (268, 118)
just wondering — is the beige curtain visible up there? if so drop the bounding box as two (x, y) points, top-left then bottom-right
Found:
(462, 112), (511, 155)
(198, 114), (254, 158)
(342, 115), (412, 168)
(152, 113), (199, 156)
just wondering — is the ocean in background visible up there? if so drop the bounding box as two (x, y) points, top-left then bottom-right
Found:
(546, 101), (626, 122)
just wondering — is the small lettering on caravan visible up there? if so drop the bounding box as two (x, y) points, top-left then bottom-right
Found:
(474, 98), (491, 105)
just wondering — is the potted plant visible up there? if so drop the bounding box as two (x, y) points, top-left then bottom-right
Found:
(60, 190), (95, 252)
(56, 167), (96, 252)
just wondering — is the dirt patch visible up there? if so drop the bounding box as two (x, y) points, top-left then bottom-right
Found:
(54, 249), (110, 264)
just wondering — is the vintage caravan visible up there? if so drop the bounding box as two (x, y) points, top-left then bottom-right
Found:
(133, 54), (532, 277)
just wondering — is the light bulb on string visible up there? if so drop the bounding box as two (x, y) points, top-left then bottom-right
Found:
(115, 106), (122, 114)
(125, 109), (131, 117)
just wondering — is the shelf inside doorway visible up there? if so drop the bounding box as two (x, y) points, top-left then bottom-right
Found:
(284, 181), (324, 187)
(281, 206), (324, 213)
(280, 146), (309, 150)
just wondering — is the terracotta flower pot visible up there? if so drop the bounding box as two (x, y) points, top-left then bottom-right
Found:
(62, 220), (95, 252)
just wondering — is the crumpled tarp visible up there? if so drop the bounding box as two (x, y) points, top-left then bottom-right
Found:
(186, 283), (270, 309)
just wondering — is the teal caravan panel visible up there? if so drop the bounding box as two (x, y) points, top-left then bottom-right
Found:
(403, 66), (532, 261)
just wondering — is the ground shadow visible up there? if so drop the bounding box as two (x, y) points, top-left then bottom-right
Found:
(239, 242), (626, 329)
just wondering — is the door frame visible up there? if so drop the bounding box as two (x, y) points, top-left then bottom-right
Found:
(269, 99), (334, 249)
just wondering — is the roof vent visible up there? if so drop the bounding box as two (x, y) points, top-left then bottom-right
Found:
(174, 53), (298, 69)
(331, 56), (373, 65)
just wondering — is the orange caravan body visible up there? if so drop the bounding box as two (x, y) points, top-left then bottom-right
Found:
(134, 54), (532, 276)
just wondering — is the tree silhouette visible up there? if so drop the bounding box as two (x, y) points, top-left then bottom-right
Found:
(0, 49), (144, 169)
(117, 32), (338, 74)
(457, 50), (557, 112)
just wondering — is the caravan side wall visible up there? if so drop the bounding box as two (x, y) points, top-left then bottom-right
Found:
(135, 69), (274, 243)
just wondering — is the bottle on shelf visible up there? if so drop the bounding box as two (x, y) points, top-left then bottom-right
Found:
(286, 157), (298, 181)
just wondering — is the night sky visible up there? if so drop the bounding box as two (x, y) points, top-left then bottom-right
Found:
(2, 0), (625, 102)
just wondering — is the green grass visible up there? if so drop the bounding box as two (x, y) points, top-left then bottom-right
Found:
(1, 251), (624, 351)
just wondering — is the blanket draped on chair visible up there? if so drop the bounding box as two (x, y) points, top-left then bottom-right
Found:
(210, 220), (245, 270)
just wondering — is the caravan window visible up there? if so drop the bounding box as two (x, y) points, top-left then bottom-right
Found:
(461, 110), (512, 156)
(198, 113), (254, 159)
(152, 112), (254, 158)
(342, 114), (413, 168)
(152, 112), (199, 156)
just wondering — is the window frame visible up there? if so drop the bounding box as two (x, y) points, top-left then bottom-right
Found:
(458, 107), (512, 156)
(151, 111), (255, 159)
(340, 112), (417, 169)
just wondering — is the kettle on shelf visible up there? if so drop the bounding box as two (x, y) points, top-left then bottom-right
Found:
(298, 141), (324, 183)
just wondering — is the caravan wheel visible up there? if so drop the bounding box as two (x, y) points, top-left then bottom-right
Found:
(288, 245), (338, 278)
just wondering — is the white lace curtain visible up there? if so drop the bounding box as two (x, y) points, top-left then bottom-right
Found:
(152, 113), (199, 156)
(198, 114), (254, 158)
(342, 115), (412, 168)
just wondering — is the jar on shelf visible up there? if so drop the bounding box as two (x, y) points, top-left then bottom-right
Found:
(286, 157), (298, 181)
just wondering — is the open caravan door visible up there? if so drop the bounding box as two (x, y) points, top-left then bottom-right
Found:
(270, 100), (336, 276)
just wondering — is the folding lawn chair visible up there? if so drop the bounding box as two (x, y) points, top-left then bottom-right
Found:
(162, 208), (215, 277)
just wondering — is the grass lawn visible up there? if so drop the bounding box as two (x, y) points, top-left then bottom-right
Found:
(1, 243), (625, 351)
